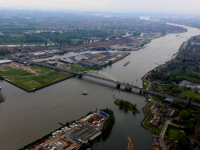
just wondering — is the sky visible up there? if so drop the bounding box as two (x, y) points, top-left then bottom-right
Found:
(0, 0), (200, 15)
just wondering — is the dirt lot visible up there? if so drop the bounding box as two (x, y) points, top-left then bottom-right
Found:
(0, 62), (36, 74)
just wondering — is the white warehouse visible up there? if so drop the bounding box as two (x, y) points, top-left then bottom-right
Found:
(0, 60), (12, 65)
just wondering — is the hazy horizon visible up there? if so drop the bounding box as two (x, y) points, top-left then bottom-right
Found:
(0, 0), (200, 15)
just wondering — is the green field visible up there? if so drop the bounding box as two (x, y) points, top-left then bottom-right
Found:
(7, 71), (73, 91)
(143, 81), (149, 89)
(70, 65), (101, 72)
(151, 96), (166, 104)
(182, 90), (200, 99)
(0, 67), (34, 76)
(70, 65), (92, 72)
(143, 102), (163, 134)
(30, 65), (51, 73)
(165, 124), (185, 142)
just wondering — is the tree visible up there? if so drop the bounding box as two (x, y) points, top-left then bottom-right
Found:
(181, 110), (189, 120)
(186, 123), (195, 134)
(189, 118), (195, 124)
(178, 135), (191, 150)
(188, 98), (192, 107)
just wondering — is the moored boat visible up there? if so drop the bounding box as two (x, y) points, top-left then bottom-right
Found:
(81, 91), (88, 95)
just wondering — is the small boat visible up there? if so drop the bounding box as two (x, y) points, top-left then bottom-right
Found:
(81, 91), (88, 95)
(124, 61), (130, 66)
(0, 86), (2, 90)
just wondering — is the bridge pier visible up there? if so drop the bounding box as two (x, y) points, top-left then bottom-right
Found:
(125, 86), (132, 91)
(139, 90), (143, 95)
(116, 84), (121, 89)
(78, 74), (83, 78)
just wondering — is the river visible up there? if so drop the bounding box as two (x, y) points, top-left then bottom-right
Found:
(0, 20), (200, 150)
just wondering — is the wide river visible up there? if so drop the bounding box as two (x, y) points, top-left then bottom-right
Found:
(1, 21), (200, 150)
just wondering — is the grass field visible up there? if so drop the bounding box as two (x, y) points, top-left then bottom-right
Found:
(151, 96), (166, 104)
(30, 65), (51, 73)
(7, 71), (73, 91)
(143, 102), (163, 134)
(70, 65), (101, 72)
(0, 66), (34, 76)
(182, 90), (200, 100)
(165, 124), (185, 142)
(143, 81), (149, 89)
(70, 65), (92, 72)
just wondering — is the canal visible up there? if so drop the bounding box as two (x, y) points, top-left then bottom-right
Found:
(0, 22), (200, 150)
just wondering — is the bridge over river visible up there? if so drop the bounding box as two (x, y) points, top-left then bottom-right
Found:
(31, 62), (200, 108)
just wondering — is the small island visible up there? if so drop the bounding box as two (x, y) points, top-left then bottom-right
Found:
(114, 99), (140, 113)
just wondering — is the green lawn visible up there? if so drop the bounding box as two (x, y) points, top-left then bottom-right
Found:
(7, 71), (73, 91)
(70, 65), (101, 72)
(182, 90), (200, 100)
(0, 67), (34, 76)
(143, 102), (163, 134)
(165, 124), (185, 142)
(151, 96), (166, 104)
(30, 65), (51, 73)
(143, 81), (149, 89)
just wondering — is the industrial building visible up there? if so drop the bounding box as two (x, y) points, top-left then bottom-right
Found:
(78, 60), (97, 68)
(70, 124), (101, 143)
(32, 52), (46, 57)
(59, 58), (74, 64)
(0, 60), (12, 65)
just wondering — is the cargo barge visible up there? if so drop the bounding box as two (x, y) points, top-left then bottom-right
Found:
(124, 61), (130, 66)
